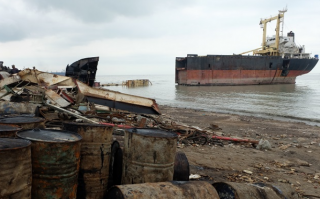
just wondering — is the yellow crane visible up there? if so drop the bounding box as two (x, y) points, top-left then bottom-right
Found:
(241, 9), (287, 56)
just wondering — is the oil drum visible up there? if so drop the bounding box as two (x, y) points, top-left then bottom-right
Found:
(0, 124), (21, 137)
(173, 151), (190, 181)
(108, 141), (123, 188)
(63, 122), (113, 199)
(0, 116), (45, 129)
(122, 128), (178, 184)
(0, 138), (32, 199)
(17, 129), (82, 199)
(106, 181), (220, 199)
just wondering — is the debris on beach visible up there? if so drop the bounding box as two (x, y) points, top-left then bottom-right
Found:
(0, 64), (258, 148)
(1, 57), (311, 198)
(0, 68), (160, 118)
(256, 138), (272, 150)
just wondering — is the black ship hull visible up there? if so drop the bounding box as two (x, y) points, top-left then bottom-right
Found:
(175, 55), (318, 85)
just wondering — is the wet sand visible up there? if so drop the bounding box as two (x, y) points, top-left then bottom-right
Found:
(160, 105), (320, 198)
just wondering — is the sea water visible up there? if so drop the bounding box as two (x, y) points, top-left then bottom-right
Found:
(96, 73), (320, 125)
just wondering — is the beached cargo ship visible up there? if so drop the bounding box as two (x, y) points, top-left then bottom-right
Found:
(175, 9), (318, 85)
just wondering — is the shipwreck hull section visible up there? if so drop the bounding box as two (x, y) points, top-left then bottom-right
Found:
(175, 55), (318, 85)
(65, 57), (99, 87)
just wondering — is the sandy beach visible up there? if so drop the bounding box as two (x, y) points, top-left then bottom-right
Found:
(159, 105), (320, 198)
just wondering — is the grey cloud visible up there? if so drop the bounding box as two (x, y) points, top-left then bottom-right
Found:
(24, 0), (194, 23)
(0, 24), (26, 41)
(0, 0), (195, 42)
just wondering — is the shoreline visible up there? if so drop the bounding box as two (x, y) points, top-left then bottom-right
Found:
(159, 104), (320, 197)
(159, 104), (320, 127)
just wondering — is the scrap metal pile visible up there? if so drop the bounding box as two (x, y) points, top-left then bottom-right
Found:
(0, 60), (213, 145)
(0, 66), (209, 144)
(0, 67), (160, 124)
(0, 57), (258, 147)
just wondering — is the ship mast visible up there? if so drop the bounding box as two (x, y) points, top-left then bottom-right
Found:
(246, 9), (287, 56)
(280, 10), (285, 37)
(239, 9), (288, 56)
(253, 9), (287, 56)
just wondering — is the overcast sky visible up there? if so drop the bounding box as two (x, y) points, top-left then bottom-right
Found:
(0, 0), (319, 75)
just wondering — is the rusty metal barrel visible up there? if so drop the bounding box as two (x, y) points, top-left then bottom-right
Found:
(173, 151), (190, 181)
(122, 128), (178, 184)
(0, 138), (32, 199)
(63, 122), (113, 199)
(213, 182), (299, 199)
(0, 116), (45, 129)
(106, 181), (220, 199)
(17, 129), (82, 199)
(0, 124), (21, 137)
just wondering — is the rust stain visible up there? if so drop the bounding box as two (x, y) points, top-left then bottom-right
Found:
(122, 129), (177, 184)
(63, 123), (113, 199)
(106, 181), (220, 198)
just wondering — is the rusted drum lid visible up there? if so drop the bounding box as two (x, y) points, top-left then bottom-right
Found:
(17, 129), (82, 143)
(0, 138), (31, 150)
(0, 124), (21, 132)
(127, 128), (177, 138)
(0, 116), (45, 124)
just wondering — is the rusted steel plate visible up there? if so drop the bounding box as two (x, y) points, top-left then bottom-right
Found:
(173, 151), (190, 181)
(63, 122), (113, 199)
(213, 182), (299, 199)
(138, 117), (147, 127)
(39, 109), (59, 121)
(0, 71), (10, 79)
(60, 90), (75, 104)
(18, 69), (76, 87)
(0, 74), (21, 89)
(0, 124), (21, 137)
(124, 79), (151, 87)
(76, 80), (160, 114)
(17, 129), (82, 199)
(122, 128), (177, 184)
(106, 181), (220, 199)
(45, 89), (70, 107)
(0, 116), (45, 130)
(176, 69), (300, 85)
(0, 138), (32, 199)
